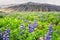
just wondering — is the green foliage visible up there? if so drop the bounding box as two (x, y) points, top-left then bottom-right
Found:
(0, 12), (60, 40)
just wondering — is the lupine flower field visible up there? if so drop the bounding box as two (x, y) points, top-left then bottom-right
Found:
(0, 12), (60, 40)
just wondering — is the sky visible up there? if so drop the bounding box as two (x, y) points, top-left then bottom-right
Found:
(0, 0), (60, 6)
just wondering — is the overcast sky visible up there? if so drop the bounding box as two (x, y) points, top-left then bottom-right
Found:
(0, 0), (60, 5)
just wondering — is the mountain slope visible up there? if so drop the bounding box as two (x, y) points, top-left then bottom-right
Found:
(7, 2), (60, 11)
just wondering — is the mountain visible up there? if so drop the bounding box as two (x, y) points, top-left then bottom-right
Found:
(3, 2), (60, 11)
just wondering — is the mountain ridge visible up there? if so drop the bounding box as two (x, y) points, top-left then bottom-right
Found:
(1, 2), (60, 12)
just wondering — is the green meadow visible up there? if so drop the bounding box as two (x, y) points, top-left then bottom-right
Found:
(0, 12), (60, 40)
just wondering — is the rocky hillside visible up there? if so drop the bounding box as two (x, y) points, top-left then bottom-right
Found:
(6, 2), (60, 11)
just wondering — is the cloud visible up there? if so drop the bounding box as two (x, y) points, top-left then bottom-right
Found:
(0, 0), (60, 5)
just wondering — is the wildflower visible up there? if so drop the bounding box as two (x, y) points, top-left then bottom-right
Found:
(33, 19), (37, 28)
(28, 23), (34, 33)
(0, 29), (3, 40)
(2, 34), (8, 40)
(19, 23), (24, 35)
(2, 25), (10, 40)
(44, 34), (51, 40)
(5, 25), (10, 34)
(44, 22), (52, 40)
(20, 23), (24, 30)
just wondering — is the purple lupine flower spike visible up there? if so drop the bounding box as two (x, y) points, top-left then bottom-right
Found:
(0, 29), (3, 40)
(48, 22), (52, 35)
(20, 23), (24, 30)
(28, 23), (34, 33)
(2, 25), (10, 40)
(5, 25), (10, 34)
(2, 34), (7, 40)
(33, 19), (37, 28)
(44, 34), (51, 40)
(44, 22), (52, 40)
(19, 22), (24, 35)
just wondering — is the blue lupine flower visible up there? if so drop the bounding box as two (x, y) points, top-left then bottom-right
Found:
(44, 22), (52, 40)
(28, 23), (34, 33)
(5, 26), (10, 34)
(2, 25), (10, 40)
(33, 19), (37, 28)
(48, 22), (52, 34)
(19, 23), (24, 35)
(44, 34), (51, 40)
(0, 29), (3, 40)
(20, 23), (24, 30)
(2, 33), (8, 40)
